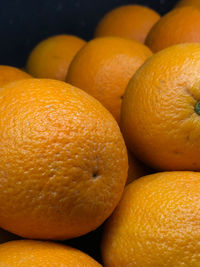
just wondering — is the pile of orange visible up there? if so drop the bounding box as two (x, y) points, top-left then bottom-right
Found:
(1, 1), (200, 266)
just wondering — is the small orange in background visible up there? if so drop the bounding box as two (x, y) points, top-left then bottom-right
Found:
(102, 171), (200, 267)
(175, 0), (200, 9)
(66, 36), (152, 122)
(0, 78), (128, 240)
(145, 6), (200, 52)
(126, 151), (153, 185)
(0, 240), (102, 266)
(0, 65), (31, 87)
(121, 43), (200, 171)
(95, 5), (160, 43)
(26, 34), (86, 81)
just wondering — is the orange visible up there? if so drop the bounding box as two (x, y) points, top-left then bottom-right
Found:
(0, 78), (128, 240)
(0, 240), (102, 266)
(145, 6), (200, 52)
(0, 65), (31, 87)
(176, 0), (200, 9)
(26, 34), (86, 81)
(126, 151), (152, 185)
(102, 171), (200, 267)
(95, 5), (160, 43)
(121, 43), (200, 171)
(66, 37), (152, 122)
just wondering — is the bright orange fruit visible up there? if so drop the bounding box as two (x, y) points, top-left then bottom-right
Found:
(102, 171), (200, 266)
(0, 240), (102, 266)
(0, 65), (31, 87)
(0, 78), (128, 239)
(26, 34), (86, 81)
(66, 37), (152, 122)
(121, 43), (200, 170)
(146, 6), (200, 52)
(95, 5), (160, 43)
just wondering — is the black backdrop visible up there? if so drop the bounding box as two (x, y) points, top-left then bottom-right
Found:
(1, 0), (177, 67)
(1, 0), (178, 263)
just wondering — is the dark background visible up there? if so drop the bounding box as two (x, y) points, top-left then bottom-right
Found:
(1, 0), (177, 68)
(1, 0), (177, 264)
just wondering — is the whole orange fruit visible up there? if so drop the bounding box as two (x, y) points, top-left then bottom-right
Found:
(126, 151), (152, 185)
(95, 5), (160, 43)
(26, 34), (86, 81)
(145, 7), (200, 52)
(102, 171), (200, 267)
(176, 0), (200, 9)
(121, 43), (200, 171)
(66, 37), (152, 122)
(0, 65), (31, 87)
(0, 78), (128, 240)
(0, 240), (102, 266)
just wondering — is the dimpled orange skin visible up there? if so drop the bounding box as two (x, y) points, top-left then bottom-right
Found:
(66, 37), (152, 122)
(95, 5), (160, 43)
(126, 151), (152, 185)
(145, 7), (200, 53)
(102, 171), (200, 267)
(176, 0), (200, 9)
(0, 240), (102, 266)
(121, 43), (200, 171)
(26, 35), (86, 81)
(0, 79), (128, 240)
(0, 65), (31, 87)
